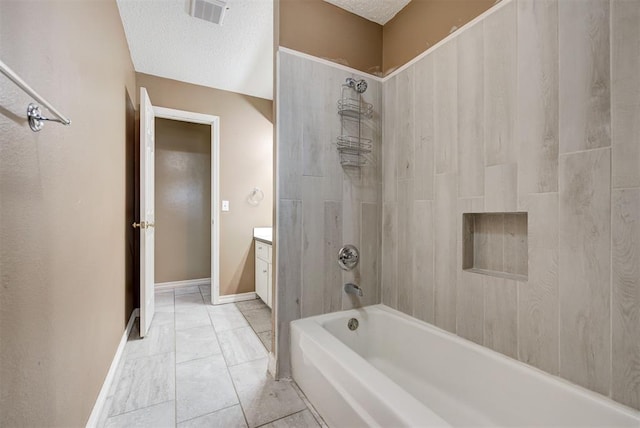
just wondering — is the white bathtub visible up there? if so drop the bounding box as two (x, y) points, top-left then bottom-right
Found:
(291, 305), (640, 427)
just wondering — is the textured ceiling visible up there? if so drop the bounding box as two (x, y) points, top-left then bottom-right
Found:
(117, 0), (273, 100)
(323, 0), (411, 25)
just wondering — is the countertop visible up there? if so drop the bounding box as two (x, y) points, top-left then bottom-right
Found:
(253, 227), (272, 244)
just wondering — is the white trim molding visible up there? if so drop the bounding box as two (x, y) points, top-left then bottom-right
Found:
(85, 308), (139, 428)
(277, 46), (383, 82)
(153, 106), (221, 309)
(155, 277), (211, 291)
(216, 292), (259, 305)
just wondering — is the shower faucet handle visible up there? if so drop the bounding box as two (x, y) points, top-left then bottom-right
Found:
(338, 245), (359, 271)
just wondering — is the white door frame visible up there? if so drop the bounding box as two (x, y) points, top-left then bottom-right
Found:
(154, 107), (220, 305)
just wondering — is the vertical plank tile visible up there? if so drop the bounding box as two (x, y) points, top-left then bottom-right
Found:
(435, 173), (458, 332)
(277, 52), (305, 200)
(302, 60), (331, 178)
(484, 0), (517, 166)
(559, 0), (611, 154)
(457, 22), (485, 198)
(397, 180), (415, 314)
(324, 201), (343, 313)
(413, 200), (435, 323)
(368, 79), (384, 202)
(397, 67), (415, 181)
(434, 40), (458, 175)
(382, 203), (398, 308)
(484, 277), (519, 359)
(485, 163), (517, 212)
(276, 199), (302, 377)
(322, 69), (344, 201)
(361, 202), (381, 307)
(458, 271), (485, 345)
(517, 0), (559, 206)
(342, 175), (361, 247)
(457, 194), (487, 345)
(414, 55), (435, 201)
(341, 187), (362, 310)
(383, 76), (398, 203)
(504, 213), (528, 277)
(559, 148), (611, 394)
(612, 189), (640, 409)
(301, 178), (324, 317)
(519, 193), (559, 374)
(611, 0), (640, 188)
(302, 111), (324, 178)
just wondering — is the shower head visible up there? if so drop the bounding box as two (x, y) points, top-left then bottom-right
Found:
(345, 78), (368, 94)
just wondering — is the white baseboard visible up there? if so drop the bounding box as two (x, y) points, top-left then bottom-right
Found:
(155, 277), (211, 291)
(215, 291), (258, 305)
(86, 308), (139, 428)
(268, 351), (277, 378)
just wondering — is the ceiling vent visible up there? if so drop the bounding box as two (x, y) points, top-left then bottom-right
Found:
(190, 0), (228, 25)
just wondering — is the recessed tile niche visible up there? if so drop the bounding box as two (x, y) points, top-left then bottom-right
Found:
(463, 213), (528, 281)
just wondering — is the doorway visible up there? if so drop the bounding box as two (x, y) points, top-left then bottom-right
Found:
(154, 106), (220, 306)
(137, 90), (221, 337)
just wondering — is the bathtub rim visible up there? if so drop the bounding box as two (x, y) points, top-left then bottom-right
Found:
(292, 303), (640, 422)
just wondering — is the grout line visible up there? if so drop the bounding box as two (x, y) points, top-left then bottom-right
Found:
(172, 290), (178, 428)
(253, 409), (311, 428)
(290, 381), (328, 427)
(225, 354), (270, 369)
(176, 403), (242, 425)
(558, 146), (611, 157)
(210, 303), (251, 428)
(175, 351), (225, 366)
(609, 149), (613, 398)
(105, 400), (176, 423)
(611, 186), (640, 191)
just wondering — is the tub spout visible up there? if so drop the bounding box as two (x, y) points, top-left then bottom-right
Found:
(344, 283), (363, 297)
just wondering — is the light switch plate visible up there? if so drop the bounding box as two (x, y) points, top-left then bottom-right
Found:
(222, 200), (230, 211)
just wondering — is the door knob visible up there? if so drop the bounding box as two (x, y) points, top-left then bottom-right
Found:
(132, 221), (155, 229)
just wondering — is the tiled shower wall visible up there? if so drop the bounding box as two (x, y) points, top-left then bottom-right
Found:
(381, 0), (640, 410)
(276, 51), (382, 377)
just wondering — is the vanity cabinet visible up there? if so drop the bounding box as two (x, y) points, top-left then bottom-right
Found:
(255, 240), (272, 308)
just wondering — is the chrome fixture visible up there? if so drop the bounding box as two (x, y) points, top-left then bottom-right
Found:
(247, 187), (264, 206)
(344, 283), (363, 297)
(347, 318), (359, 331)
(345, 77), (368, 94)
(338, 244), (359, 271)
(0, 59), (71, 132)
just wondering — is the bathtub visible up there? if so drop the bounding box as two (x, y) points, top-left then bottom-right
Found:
(291, 305), (640, 427)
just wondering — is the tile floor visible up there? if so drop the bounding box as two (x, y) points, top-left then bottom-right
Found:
(98, 285), (324, 428)
(235, 298), (272, 352)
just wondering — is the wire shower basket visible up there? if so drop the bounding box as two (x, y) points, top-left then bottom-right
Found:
(337, 80), (373, 168)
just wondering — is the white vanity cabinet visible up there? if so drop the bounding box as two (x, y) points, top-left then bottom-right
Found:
(255, 240), (272, 308)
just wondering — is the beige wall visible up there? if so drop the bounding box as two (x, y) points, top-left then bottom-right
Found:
(279, 0), (383, 75)
(382, 0), (496, 74)
(137, 74), (273, 296)
(155, 119), (212, 283)
(277, 0), (493, 76)
(0, 1), (136, 426)
(382, 0), (640, 411)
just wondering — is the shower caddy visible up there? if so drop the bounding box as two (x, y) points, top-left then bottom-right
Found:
(337, 78), (373, 168)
